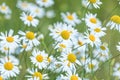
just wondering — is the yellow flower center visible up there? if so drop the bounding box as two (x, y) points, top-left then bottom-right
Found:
(89, 34), (95, 42)
(70, 75), (78, 80)
(0, 76), (3, 80)
(36, 55), (43, 62)
(4, 62), (14, 70)
(110, 15), (120, 24)
(59, 44), (66, 48)
(22, 44), (27, 49)
(47, 57), (51, 63)
(4, 47), (9, 51)
(1, 6), (6, 10)
(26, 31), (35, 40)
(67, 53), (76, 63)
(27, 16), (33, 21)
(35, 9), (39, 13)
(60, 30), (71, 40)
(6, 36), (14, 43)
(94, 28), (101, 32)
(100, 46), (106, 50)
(78, 40), (83, 46)
(67, 15), (74, 20)
(33, 72), (42, 80)
(42, 0), (48, 2)
(90, 18), (97, 24)
(22, 3), (28, 7)
(88, 63), (94, 69)
(89, 0), (96, 3)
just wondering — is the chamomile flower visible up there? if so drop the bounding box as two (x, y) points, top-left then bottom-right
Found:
(84, 0), (102, 9)
(107, 15), (120, 32)
(113, 63), (120, 79)
(30, 49), (48, 69)
(89, 26), (106, 37)
(36, 0), (54, 8)
(0, 3), (11, 15)
(84, 32), (101, 47)
(54, 40), (72, 52)
(0, 56), (20, 78)
(17, 1), (32, 12)
(29, 6), (45, 18)
(0, 29), (19, 54)
(116, 42), (120, 52)
(85, 13), (101, 28)
(49, 22), (78, 42)
(65, 70), (82, 80)
(85, 59), (99, 73)
(57, 50), (81, 72)
(46, 10), (55, 18)
(18, 30), (40, 47)
(20, 12), (39, 27)
(61, 12), (81, 26)
(26, 68), (49, 80)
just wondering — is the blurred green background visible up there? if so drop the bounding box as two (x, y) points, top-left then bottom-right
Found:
(0, 0), (120, 80)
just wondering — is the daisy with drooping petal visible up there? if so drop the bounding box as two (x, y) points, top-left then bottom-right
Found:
(107, 15), (120, 32)
(0, 56), (20, 78)
(82, 0), (102, 9)
(30, 49), (48, 69)
(84, 32), (101, 47)
(61, 12), (81, 26)
(89, 26), (106, 37)
(85, 13), (101, 28)
(26, 68), (49, 80)
(20, 12), (39, 27)
(36, 0), (54, 8)
(49, 22), (78, 42)
(0, 3), (11, 15)
(0, 29), (19, 54)
(18, 30), (40, 47)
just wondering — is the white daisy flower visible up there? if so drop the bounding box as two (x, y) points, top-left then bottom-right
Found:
(49, 22), (78, 42)
(54, 40), (73, 52)
(0, 29), (19, 54)
(85, 58), (99, 73)
(0, 56), (20, 78)
(30, 49), (48, 69)
(107, 15), (120, 32)
(36, 0), (54, 8)
(61, 12), (81, 26)
(26, 68), (49, 80)
(85, 13), (101, 28)
(29, 5), (45, 18)
(64, 70), (82, 80)
(16, 1), (33, 12)
(0, 3), (11, 15)
(82, 0), (102, 9)
(84, 32), (101, 47)
(56, 50), (81, 72)
(89, 26), (106, 37)
(46, 10), (55, 18)
(113, 63), (120, 79)
(20, 12), (39, 27)
(18, 30), (40, 47)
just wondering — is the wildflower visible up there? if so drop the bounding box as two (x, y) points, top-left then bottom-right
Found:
(30, 49), (48, 69)
(36, 0), (54, 8)
(107, 15), (120, 32)
(18, 30), (40, 47)
(26, 68), (49, 80)
(0, 3), (11, 15)
(20, 12), (39, 27)
(61, 12), (81, 26)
